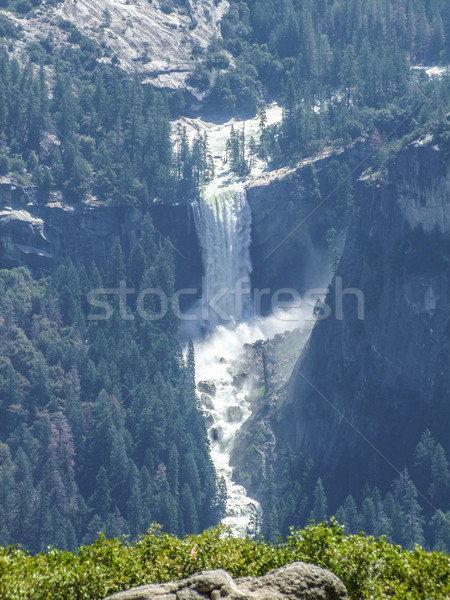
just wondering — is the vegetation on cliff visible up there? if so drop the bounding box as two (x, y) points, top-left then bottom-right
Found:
(0, 0), (449, 208)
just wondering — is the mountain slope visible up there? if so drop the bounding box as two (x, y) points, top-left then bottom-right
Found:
(3, 0), (228, 89)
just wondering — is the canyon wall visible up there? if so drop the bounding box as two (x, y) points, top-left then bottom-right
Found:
(279, 138), (450, 506)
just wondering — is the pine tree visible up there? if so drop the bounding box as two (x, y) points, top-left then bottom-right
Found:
(128, 241), (146, 289)
(105, 238), (126, 287)
(126, 467), (143, 537)
(88, 466), (112, 520)
(429, 443), (450, 504)
(181, 483), (199, 534)
(341, 494), (360, 533)
(361, 497), (376, 535)
(340, 44), (358, 108)
(139, 213), (158, 261)
(282, 72), (298, 147)
(212, 475), (227, 523)
(430, 509), (450, 552)
(167, 444), (180, 498)
(401, 479), (425, 549)
(309, 478), (328, 523)
(413, 429), (436, 492)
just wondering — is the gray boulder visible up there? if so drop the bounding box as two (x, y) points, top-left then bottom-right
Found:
(103, 562), (348, 600)
(226, 406), (244, 423)
(197, 381), (217, 397)
(232, 373), (249, 390)
(200, 394), (214, 410)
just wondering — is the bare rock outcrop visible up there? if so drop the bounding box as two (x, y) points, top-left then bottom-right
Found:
(103, 562), (348, 600)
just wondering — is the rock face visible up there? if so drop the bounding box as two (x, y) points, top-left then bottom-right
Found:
(0, 196), (202, 293)
(279, 138), (450, 505)
(6, 0), (228, 92)
(103, 562), (348, 600)
(232, 372), (249, 390)
(246, 142), (370, 312)
(0, 200), (137, 273)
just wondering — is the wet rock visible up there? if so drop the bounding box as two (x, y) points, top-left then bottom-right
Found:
(200, 393), (214, 410)
(231, 372), (249, 390)
(209, 427), (222, 442)
(198, 380), (217, 397)
(226, 406), (243, 423)
(103, 562), (349, 599)
(202, 410), (214, 428)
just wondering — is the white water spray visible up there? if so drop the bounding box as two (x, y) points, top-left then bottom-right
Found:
(192, 184), (252, 328)
(192, 179), (260, 536)
(194, 311), (313, 536)
(180, 105), (309, 536)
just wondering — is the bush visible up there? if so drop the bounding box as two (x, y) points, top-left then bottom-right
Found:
(0, 521), (449, 600)
(0, 153), (9, 175)
(14, 0), (32, 14)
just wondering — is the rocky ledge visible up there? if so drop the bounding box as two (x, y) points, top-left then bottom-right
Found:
(103, 562), (348, 600)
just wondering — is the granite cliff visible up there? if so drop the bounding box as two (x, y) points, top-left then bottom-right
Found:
(0, 192), (202, 294)
(278, 137), (450, 507)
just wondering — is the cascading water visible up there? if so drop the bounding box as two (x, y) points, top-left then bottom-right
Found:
(178, 105), (308, 536)
(192, 184), (252, 328)
(192, 181), (261, 536)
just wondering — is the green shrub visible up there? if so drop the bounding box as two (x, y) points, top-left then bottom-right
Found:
(0, 521), (449, 600)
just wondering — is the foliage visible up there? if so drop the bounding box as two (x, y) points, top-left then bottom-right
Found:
(0, 0), (61, 14)
(187, 0), (450, 168)
(172, 125), (215, 201)
(0, 25), (206, 205)
(0, 521), (448, 600)
(226, 125), (249, 176)
(0, 223), (222, 553)
(260, 428), (450, 552)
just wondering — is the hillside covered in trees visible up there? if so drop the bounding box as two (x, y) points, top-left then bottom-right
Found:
(0, 0), (448, 210)
(0, 216), (223, 553)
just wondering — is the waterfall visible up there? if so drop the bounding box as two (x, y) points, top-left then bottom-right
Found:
(191, 179), (313, 537)
(191, 183), (262, 536)
(192, 183), (253, 329)
(180, 105), (288, 537)
(194, 326), (261, 537)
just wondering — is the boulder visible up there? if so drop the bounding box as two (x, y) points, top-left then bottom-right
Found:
(197, 380), (217, 397)
(226, 406), (244, 423)
(103, 562), (348, 600)
(202, 410), (214, 428)
(200, 393), (214, 410)
(231, 373), (249, 390)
